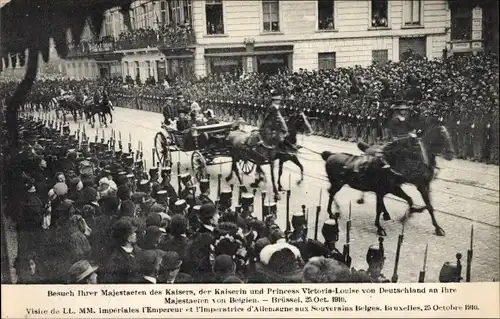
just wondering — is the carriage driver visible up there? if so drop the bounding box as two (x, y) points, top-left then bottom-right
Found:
(260, 91), (289, 147)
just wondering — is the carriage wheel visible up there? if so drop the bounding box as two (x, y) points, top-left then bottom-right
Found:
(191, 150), (208, 182)
(154, 132), (172, 167)
(238, 159), (255, 175)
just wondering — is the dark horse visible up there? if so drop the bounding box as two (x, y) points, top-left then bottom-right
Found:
(225, 112), (313, 200)
(84, 99), (113, 128)
(56, 97), (81, 123)
(321, 124), (455, 236)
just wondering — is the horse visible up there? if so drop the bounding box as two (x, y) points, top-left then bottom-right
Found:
(320, 123), (455, 237)
(224, 112), (313, 200)
(275, 111), (314, 191)
(55, 97), (81, 123)
(86, 100), (113, 128)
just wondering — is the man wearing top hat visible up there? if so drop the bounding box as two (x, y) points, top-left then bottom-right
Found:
(179, 173), (195, 200)
(260, 91), (289, 148)
(160, 167), (178, 211)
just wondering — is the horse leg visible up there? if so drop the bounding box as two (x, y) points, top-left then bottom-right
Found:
(250, 165), (263, 188)
(269, 161), (280, 201)
(390, 187), (425, 217)
(375, 193), (387, 236)
(417, 184), (445, 236)
(109, 111), (113, 124)
(277, 158), (285, 191)
(289, 155), (304, 186)
(326, 181), (342, 218)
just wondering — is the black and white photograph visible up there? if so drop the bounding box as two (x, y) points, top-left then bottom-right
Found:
(0, 0), (498, 291)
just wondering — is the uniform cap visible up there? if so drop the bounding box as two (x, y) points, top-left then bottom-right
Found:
(321, 219), (339, 243)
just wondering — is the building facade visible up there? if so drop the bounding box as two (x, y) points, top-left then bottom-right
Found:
(60, 0), (490, 81)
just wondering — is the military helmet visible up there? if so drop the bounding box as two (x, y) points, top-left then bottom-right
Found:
(161, 167), (171, 177)
(174, 199), (189, 214)
(241, 193), (254, 213)
(156, 189), (168, 204)
(180, 173), (192, 185)
(137, 179), (151, 193)
(149, 168), (159, 177)
(219, 188), (232, 208)
(322, 218), (339, 243)
(199, 179), (210, 192)
(291, 212), (307, 229)
(439, 253), (463, 283)
(366, 237), (385, 265)
(262, 202), (277, 218)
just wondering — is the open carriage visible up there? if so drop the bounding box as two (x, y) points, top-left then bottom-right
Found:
(154, 120), (256, 181)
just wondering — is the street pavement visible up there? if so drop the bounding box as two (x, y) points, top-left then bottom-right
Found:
(18, 107), (500, 283)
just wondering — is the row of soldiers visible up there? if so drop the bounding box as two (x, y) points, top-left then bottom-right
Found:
(5, 106), (474, 284)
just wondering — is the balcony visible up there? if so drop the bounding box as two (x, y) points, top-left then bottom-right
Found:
(67, 38), (116, 57)
(115, 25), (196, 51)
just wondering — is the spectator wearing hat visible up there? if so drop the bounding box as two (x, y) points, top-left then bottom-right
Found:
(159, 251), (192, 284)
(302, 256), (351, 283)
(17, 182), (44, 257)
(92, 197), (119, 267)
(134, 250), (163, 284)
(67, 260), (98, 284)
(197, 203), (218, 234)
(249, 242), (304, 283)
(103, 219), (142, 283)
(160, 214), (190, 264)
(362, 237), (390, 283)
(213, 254), (238, 283)
(184, 232), (213, 282)
(140, 226), (167, 257)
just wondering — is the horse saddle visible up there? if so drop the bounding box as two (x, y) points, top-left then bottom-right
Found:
(343, 154), (374, 174)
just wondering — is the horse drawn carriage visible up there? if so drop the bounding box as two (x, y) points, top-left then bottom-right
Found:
(153, 120), (255, 181)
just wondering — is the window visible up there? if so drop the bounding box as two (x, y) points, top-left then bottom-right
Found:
(371, 0), (388, 28)
(135, 61), (140, 78)
(183, 0), (193, 25)
(160, 1), (168, 25)
(131, 9), (136, 29)
(146, 61), (152, 77)
(104, 13), (112, 37)
(318, 0), (335, 30)
(451, 7), (472, 40)
(208, 57), (243, 74)
(206, 0), (224, 34)
(125, 62), (129, 76)
(318, 52), (336, 70)
(403, 0), (421, 26)
(262, 0), (280, 32)
(372, 49), (388, 64)
(143, 5), (149, 27)
(171, 0), (181, 24)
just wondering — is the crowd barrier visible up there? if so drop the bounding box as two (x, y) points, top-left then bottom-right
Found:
(114, 95), (499, 165)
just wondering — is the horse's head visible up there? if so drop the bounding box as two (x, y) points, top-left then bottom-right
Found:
(423, 125), (455, 161)
(288, 111), (313, 136)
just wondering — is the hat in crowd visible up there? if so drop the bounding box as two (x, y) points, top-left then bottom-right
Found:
(254, 237), (271, 257)
(146, 213), (163, 227)
(199, 179), (210, 192)
(223, 275), (243, 283)
(68, 260), (98, 283)
(149, 203), (166, 214)
(262, 202), (277, 217)
(144, 226), (164, 245)
(322, 218), (339, 243)
(180, 173), (191, 185)
(149, 168), (159, 177)
(137, 250), (162, 275)
(161, 167), (171, 176)
(393, 100), (408, 110)
(439, 254), (463, 283)
(138, 179), (151, 193)
(366, 237), (385, 265)
(258, 243), (303, 282)
(198, 203), (216, 220)
(269, 228), (285, 244)
(53, 182), (68, 196)
(161, 251), (182, 271)
(174, 199), (189, 213)
(213, 254), (236, 274)
(112, 219), (137, 243)
(291, 212), (306, 228)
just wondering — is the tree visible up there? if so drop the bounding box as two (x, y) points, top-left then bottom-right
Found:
(0, 0), (135, 148)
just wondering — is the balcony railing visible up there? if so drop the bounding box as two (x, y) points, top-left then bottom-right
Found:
(67, 40), (116, 57)
(115, 26), (196, 51)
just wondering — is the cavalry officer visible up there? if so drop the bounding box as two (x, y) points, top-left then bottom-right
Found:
(260, 92), (289, 147)
(388, 100), (415, 139)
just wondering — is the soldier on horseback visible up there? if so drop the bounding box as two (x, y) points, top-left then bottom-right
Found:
(260, 92), (289, 148)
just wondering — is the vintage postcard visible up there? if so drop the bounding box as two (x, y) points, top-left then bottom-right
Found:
(1, 0), (499, 318)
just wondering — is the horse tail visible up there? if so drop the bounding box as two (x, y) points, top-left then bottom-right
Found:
(321, 151), (333, 162)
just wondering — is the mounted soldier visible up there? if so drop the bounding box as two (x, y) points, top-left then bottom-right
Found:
(260, 92), (289, 148)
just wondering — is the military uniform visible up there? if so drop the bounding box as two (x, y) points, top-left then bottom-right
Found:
(260, 93), (289, 147)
